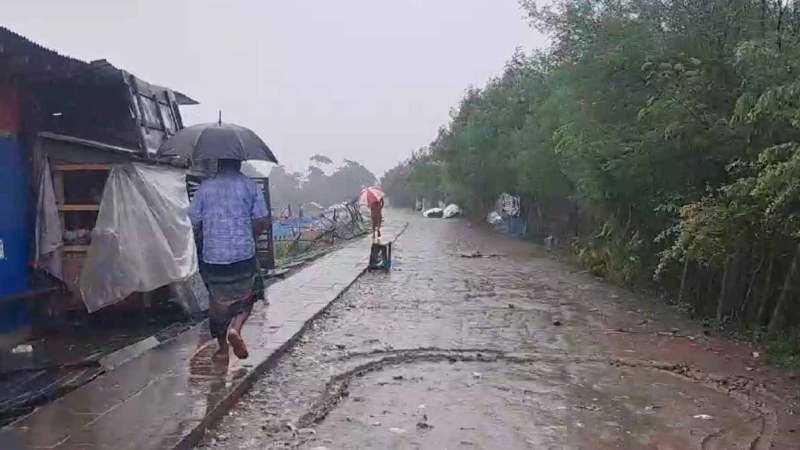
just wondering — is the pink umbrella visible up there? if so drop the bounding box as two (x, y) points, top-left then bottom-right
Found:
(358, 186), (385, 206)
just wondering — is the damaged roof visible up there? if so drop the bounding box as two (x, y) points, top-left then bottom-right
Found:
(0, 26), (197, 104)
(0, 26), (85, 76)
(87, 59), (198, 105)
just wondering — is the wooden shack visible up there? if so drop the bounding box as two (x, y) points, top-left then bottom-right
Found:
(25, 64), (196, 302)
(0, 26), (198, 316)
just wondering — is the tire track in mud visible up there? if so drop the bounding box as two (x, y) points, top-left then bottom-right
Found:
(292, 347), (780, 449)
(608, 359), (778, 450)
(700, 417), (766, 450)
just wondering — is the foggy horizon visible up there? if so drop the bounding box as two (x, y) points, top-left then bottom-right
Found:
(4, 0), (545, 176)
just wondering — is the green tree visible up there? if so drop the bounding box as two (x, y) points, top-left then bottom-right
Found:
(381, 0), (800, 344)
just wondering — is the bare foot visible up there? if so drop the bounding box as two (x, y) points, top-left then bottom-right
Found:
(212, 347), (229, 362)
(212, 336), (229, 361)
(227, 329), (249, 359)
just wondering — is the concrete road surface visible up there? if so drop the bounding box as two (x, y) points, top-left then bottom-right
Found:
(198, 210), (799, 449)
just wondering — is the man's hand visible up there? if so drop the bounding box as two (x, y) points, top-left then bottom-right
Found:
(252, 217), (270, 238)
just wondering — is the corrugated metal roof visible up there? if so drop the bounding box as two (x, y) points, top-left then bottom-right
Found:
(0, 26), (87, 75)
(0, 27), (197, 104)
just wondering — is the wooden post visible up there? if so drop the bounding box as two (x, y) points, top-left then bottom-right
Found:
(53, 170), (65, 228)
(717, 253), (733, 323)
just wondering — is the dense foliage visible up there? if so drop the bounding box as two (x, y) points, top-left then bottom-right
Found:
(381, 0), (800, 345)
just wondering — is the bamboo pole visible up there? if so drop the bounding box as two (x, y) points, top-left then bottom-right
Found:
(716, 253), (733, 323)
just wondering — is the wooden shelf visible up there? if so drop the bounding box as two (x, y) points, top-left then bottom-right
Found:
(51, 164), (109, 296)
(62, 245), (91, 253)
(55, 164), (111, 172)
(58, 205), (100, 212)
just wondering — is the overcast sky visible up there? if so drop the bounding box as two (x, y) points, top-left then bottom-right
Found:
(4, 0), (545, 176)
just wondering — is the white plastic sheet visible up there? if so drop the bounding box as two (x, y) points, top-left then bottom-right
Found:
(487, 211), (503, 226)
(80, 163), (197, 312)
(34, 158), (64, 280)
(423, 208), (443, 218)
(443, 204), (462, 218)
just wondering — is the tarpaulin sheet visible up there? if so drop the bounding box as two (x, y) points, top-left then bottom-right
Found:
(80, 163), (197, 312)
(35, 157), (63, 281)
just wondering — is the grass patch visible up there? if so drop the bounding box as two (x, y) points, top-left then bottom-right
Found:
(738, 327), (800, 370)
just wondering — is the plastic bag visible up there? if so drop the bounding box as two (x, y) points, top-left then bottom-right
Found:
(443, 204), (462, 218)
(80, 163), (197, 312)
(423, 208), (443, 218)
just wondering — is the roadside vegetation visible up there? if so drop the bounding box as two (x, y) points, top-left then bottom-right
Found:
(382, 0), (800, 363)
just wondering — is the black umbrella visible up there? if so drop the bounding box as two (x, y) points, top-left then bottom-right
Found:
(158, 120), (278, 163)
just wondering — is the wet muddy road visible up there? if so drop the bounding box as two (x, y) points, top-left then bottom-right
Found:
(199, 211), (799, 449)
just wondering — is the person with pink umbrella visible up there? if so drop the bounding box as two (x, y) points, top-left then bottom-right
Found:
(359, 186), (385, 239)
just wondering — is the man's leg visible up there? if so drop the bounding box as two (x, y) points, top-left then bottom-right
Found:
(231, 310), (250, 334)
(209, 291), (229, 360)
(227, 308), (251, 359)
(214, 335), (229, 360)
(227, 260), (259, 360)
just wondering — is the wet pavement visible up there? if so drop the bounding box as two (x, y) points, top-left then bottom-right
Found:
(0, 234), (368, 429)
(0, 305), (193, 427)
(0, 221), (406, 450)
(198, 210), (800, 450)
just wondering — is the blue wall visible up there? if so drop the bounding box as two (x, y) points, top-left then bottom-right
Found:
(0, 136), (30, 332)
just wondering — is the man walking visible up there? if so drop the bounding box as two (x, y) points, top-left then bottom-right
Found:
(189, 159), (269, 360)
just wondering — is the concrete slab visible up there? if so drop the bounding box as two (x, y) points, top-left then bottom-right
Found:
(0, 221), (406, 450)
(98, 336), (161, 371)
